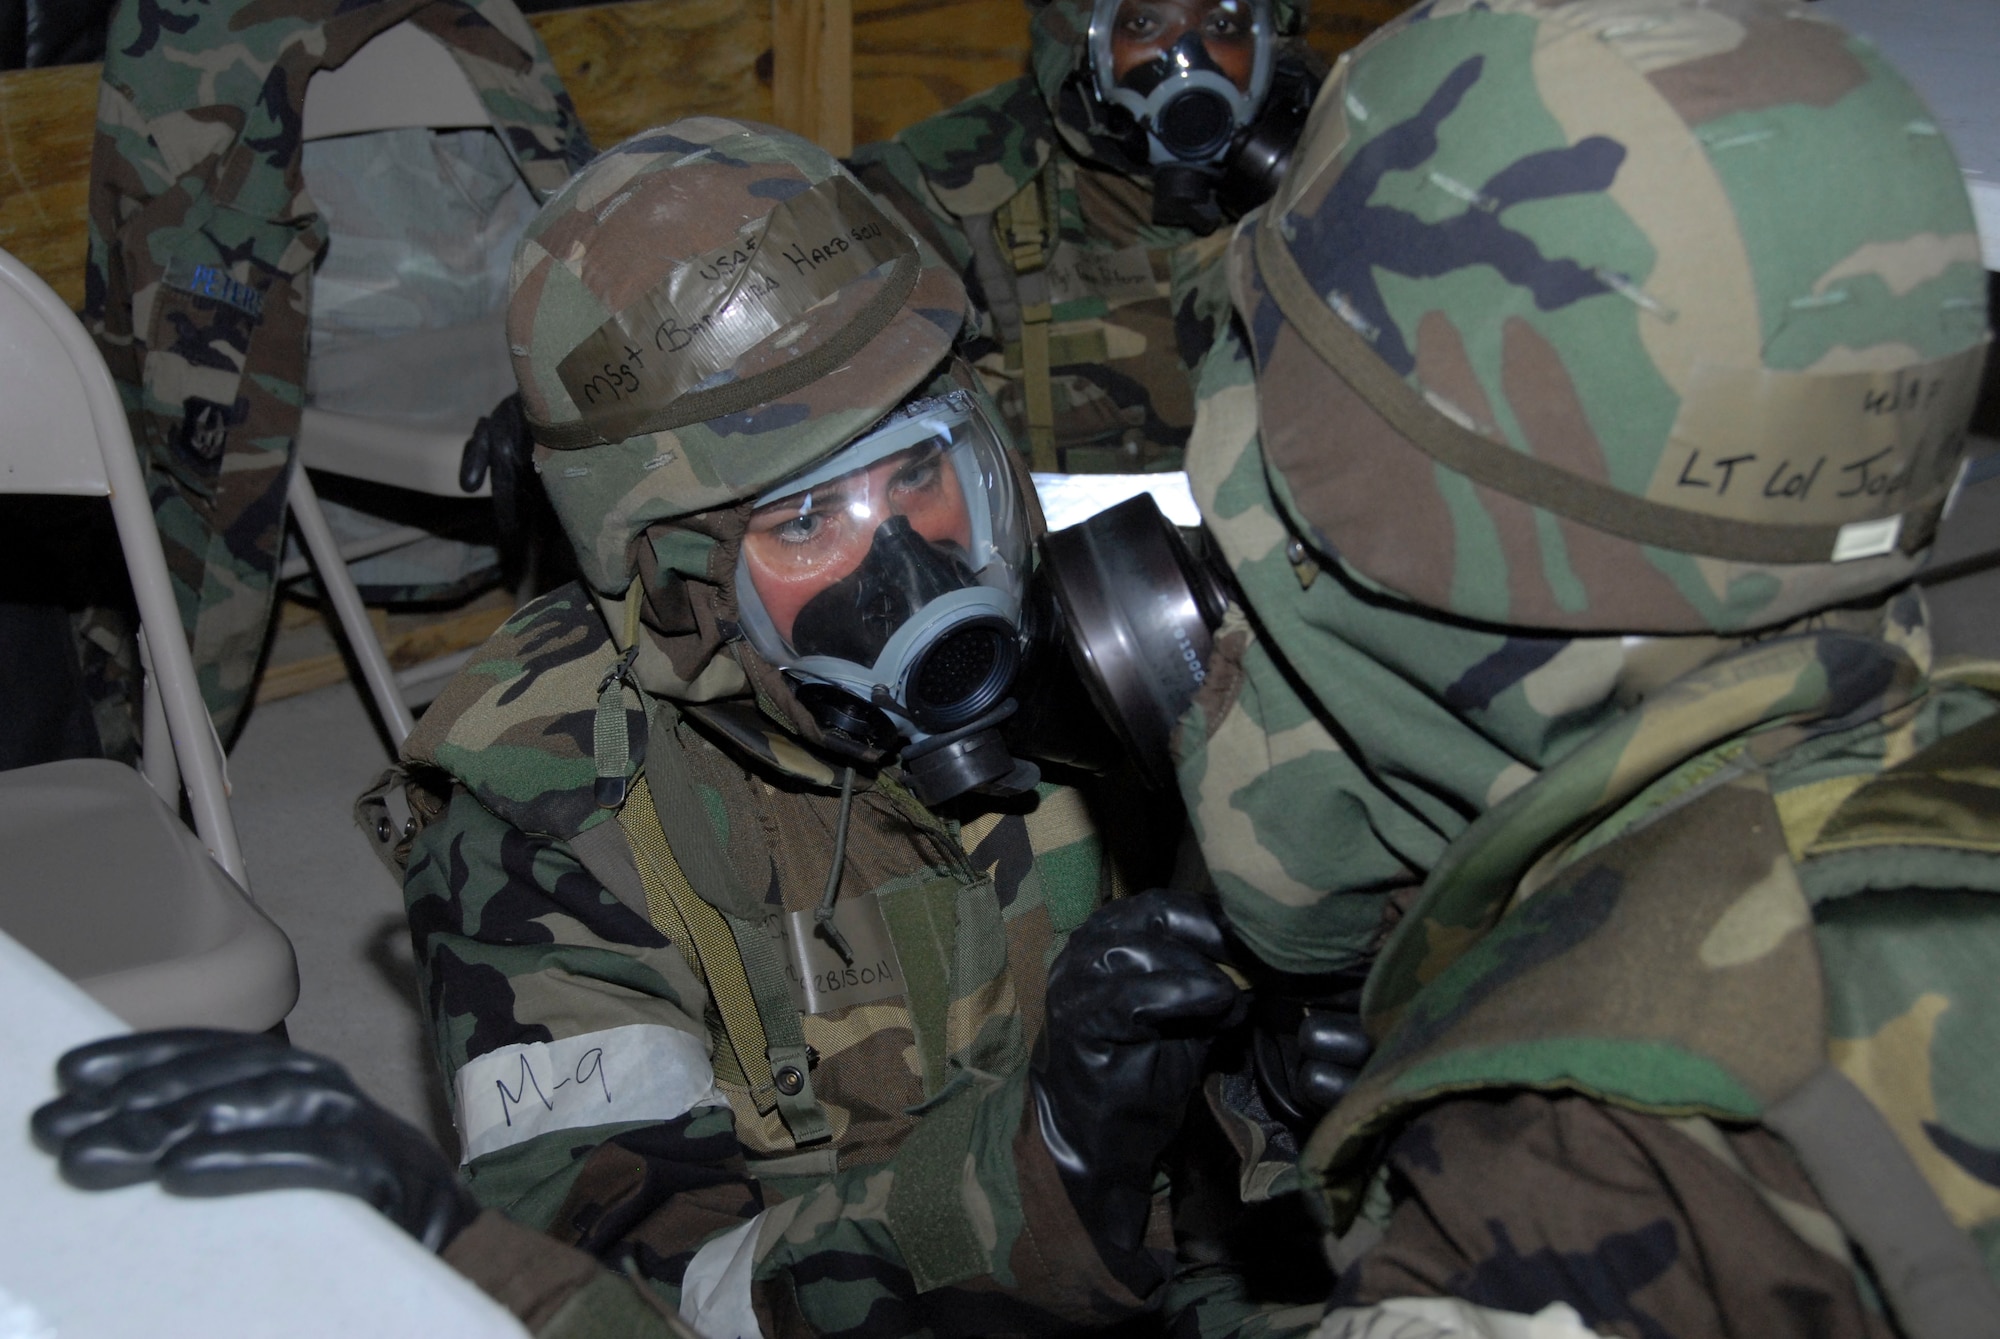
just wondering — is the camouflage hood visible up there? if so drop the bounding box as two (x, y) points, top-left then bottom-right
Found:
(1032, 0), (1140, 170)
(1231, 0), (1990, 636)
(1179, 0), (1990, 974)
(1180, 317), (1934, 978)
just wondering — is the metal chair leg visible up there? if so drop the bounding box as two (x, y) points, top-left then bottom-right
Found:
(286, 465), (417, 747)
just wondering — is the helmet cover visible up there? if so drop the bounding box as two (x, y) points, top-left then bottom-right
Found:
(509, 118), (971, 595)
(1231, 0), (1991, 634)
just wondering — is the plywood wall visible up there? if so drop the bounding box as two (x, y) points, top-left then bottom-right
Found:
(547, 0), (775, 148)
(0, 2), (784, 309)
(854, 0), (1031, 149)
(1304, 0), (1412, 64)
(0, 62), (97, 309)
(853, 0), (1409, 148)
(0, 0), (1407, 308)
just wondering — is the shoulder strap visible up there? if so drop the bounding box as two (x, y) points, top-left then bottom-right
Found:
(993, 160), (1061, 471)
(614, 774), (770, 1098)
(637, 702), (832, 1147)
(1767, 1066), (2000, 1339)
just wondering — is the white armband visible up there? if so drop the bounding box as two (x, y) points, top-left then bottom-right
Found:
(453, 1023), (717, 1163)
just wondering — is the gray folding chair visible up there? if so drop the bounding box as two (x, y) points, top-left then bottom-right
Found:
(284, 21), (530, 746)
(0, 244), (299, 1031)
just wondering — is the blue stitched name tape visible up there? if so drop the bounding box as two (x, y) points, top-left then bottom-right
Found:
(163, 257), (266, 319)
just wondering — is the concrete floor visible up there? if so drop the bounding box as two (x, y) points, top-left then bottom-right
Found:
(230, 683), (452, 1149)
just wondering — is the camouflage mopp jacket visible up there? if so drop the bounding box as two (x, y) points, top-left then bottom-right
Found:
(84, 0), (589, 741)
(1314, 628), (2000, 1336)
(1182, 339), (2000, 1336)
(394, 583), (1165, 1338)
(850, 78), (1234, 476)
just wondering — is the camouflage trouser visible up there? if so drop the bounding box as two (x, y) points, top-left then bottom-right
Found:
(74, 602), (142, 763)
(1333, 1092), (1893, 1339)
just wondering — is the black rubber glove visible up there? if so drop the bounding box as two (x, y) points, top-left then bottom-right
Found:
(1032, 889), (1247, 1292)
(31, 1029), (478, 1253)
(1251, 993), (1373, 1136)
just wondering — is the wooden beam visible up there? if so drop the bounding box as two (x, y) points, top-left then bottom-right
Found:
(771, 0), (853, 156)
(537, 0), (773, 150)
(0, 62), (98, 311)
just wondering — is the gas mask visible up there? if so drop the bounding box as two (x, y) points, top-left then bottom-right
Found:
(736, 387), (1038, 804)
(1082, 0), (1312, 232)
(736, 388), (1233, 805)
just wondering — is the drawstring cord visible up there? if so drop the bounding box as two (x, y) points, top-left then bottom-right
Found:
(814, 767), (857, 964)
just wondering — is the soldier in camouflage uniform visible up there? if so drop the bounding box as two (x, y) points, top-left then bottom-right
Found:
(1176, 0), (2000, 1334)
(34, 119), (1287, 1339)
(849, 0), (1322, 476)
(83, 0), (590, 742)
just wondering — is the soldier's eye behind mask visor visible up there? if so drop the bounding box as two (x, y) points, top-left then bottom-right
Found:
(1106, 0), (1257, 90)
(735, 390), (1031, 736)
(1089, 0), (1273, 166)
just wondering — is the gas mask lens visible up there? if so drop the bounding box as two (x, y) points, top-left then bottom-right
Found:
(735, 388), (1033, 797)
(1090, 0), (1274, 166)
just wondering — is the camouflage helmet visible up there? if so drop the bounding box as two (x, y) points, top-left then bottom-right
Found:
(509, 118), (970, 596)
(1231, 0), (1991, 635)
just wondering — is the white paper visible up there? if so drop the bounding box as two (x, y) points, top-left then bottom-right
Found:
(680, 1214), (766, 1339)
(454, 1023), (718, 1163)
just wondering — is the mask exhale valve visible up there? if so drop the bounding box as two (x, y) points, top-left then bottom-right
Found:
(901, 699), (1041, 806)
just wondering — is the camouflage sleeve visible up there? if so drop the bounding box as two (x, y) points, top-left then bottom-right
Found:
(410, 787), (1152, 1337)
(847, 139), (977, 275)
(676, 1066), (1154, 1338)
(405, 788), (765, 1327)
(1331, 1092), (1894, 1339)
